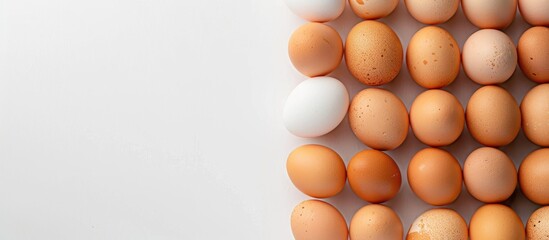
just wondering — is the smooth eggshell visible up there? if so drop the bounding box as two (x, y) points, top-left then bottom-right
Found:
(350, 204), (403, 240)
(349, 0), (399, 20)
(518, 27), (549, 83)
(521, 84), (549, 146)
(469, 204), (525, 240)
(407, 208), (468, 240)
(518, 0), (549, 26)
(527, 206), (549, 239)
(291, 200), (348, 240)
(462, 0), (517, 29)
(405, 0), (459, 24)
(285, 0), (345, 22)
(519, 148), (549, 205)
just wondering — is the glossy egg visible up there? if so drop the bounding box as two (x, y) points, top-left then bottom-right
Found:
(521, 84), (549, 146)
(519, 148), (549, 205)
(285, 0), (345, 22)
(518, 26), (549, 83)
(462, 0), (517, 29)
(407, 208), (468, 240)
(470, 204), (525, 240)
(350, 204), (403, 240)
(291, 200), (348, 240)
(518, 0), (549, 26)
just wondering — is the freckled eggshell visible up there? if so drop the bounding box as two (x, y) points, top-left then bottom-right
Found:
(462, 0), (517, 29)
(410, 89), (464, 147)
(407, 26), (460, 89)
(405, 0), (459, 24)
(521, 84), (549, 147)
(462, 29), (517, 85)
(291, 200), (348, 240)
(463, 147), (517, 203)
(407, 208), (468, 240)
(527, 206), (549, 239)
(518, 27), (549, 83)
(519, 148), (549, 205)
(349, 0), (399, 20)
(286, 144), (346, 198)
(470, 204), (525, 240)
(466, 85), (521, 147)
(285, 0), (345, 22)
(345, 21), (403, 86)
(518, 0), (549, 26)
(349, 88), (409, 150)
(350, 204), (403, 240)
(347, 150), (402, 203)
(407, 148), (462, 206)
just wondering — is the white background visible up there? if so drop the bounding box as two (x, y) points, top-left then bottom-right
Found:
(0, 0), (542, 239)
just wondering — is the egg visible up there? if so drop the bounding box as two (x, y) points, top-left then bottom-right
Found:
(291, 200), (348, 240)
(345, 21), (403, 86)
(518, 26), (549, 83)
(349, 0), (399, 20)
(283, 77), (349, 138)
(462, 0), (517, 29)
(462, 29), (517, 85)
(349, 88), (409, 150)
(518, 0), (549, 26)
(286, 144), (346, 198)
(521, 84), (549, 146)
(527, 206), (549, 239)
(288, 23), (343, 77)
(347, 150), (401, 203)
(408, 148), (462, 206)
(466, 86), (521, 147)
(519, 148), (549, 205)
(407, 26), (460, 88)
(405, 0), (459, 24)
(407, 208), (468, 240)
(285, 0), (345, 22)
(470, 204), (525, 240)
(463, 147), (517, 203)
(410, 89), (464, 146)
(350, 204), (403, 240)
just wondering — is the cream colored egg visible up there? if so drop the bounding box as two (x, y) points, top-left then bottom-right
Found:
(470, 204), (525, 240)
(519, 0), (549, 26)
(349, 0), (399, 19)
(521, 84), (549, 146)
(291, 200), (348, 240)
(350, 204), (403, 240)
(518, 27), (549, 83)
(405, 0), (459, 24)
(527, 206), (549, 239)
(462, 0), (517, 29)
(407, 208), (468, 240)
(519, 148), (549, 205)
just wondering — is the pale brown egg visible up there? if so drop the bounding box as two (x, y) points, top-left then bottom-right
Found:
(350, 204), (403, 240)
(288, 22), (343, 77)
(518, 27), (549, 84)
(521, 84), (549, 147)
(349, 88), (409, 150)
(349, 0), (399, 20)
(405, 0), (459, 24)
(291, 200), (348, 240)
(527, 206), (549, 239)
(407, 26), (460, 89)
(286, 144), (346, 198)
(463, 147), (517, 203)
(462, 0), (517, 29)
(347, 150), (401, 203)
(519, 148), (549, 205)
(408, 148), (462, 206)
(470, 204), (525, 240)
(518, 0), (549, 26)
(466, 86), (521, 147)
(407, 208), (468, 240)
(345, 21), (403, 86)
(410, 89), (464, 146)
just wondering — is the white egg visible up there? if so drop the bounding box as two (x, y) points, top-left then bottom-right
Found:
(285, 0), (345, 22)
(283, 77), (349, 138)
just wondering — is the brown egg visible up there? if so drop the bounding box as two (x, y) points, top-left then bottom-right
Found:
(519, 148), (549, 205)
(408, 148), (462, 206)
(462, 0), (517, 29)
(463, 147), (517, 203)
(347, 150), (401, 203)
(405, 0), (459, 24)
(345, 21), (403, 86)
(470, 204), (525, 240)
(521, 84), (549, 147)
(518, 0), (549, 26)
(466, 86), (521, 147)
(288, 22), (343, 77)
(286, 144), (346, 198)
(410, 90), (464, 147)
(407, 26), (460, 89)
(291, 200), (348, 240)
(349, 88), (409, 150)
(349, 0), (399, 20)
(350, 204), (403, 240)
(527, 206), (549, 239)
(407, 208), (468, 240)
(518, 27), (549, 84)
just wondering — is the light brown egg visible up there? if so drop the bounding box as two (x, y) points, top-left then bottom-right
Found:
(349, 0), (399, 20)
(286, 144), (346, 198)
(405, 0), (459, 24)
(463, 147), (517, 203)
(462, 0), (517, 29)
(345, 21), (403, 86)
(350, 204), (403, 240)
(521, 84), (549, 147)
(410, 90), (464, 146)
(518, 0), (549, 26)
(519, 148), (549, 205)
(288, 22), (343, 77)
(347, 150), (401, 203)
(470, 204), (525, 240)
(408, 148), (462, 206)
(349, 88), (409, 150)
(527, 206), (549, 239)
(407, 208), (468, 240)
(518, 27), (549, 84)
(291, 200), (348, 240)
(466, 86), (521, 147)
(407, 26), (460, 89)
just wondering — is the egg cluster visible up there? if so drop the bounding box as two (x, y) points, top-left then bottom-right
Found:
(283, 0), (549, 239)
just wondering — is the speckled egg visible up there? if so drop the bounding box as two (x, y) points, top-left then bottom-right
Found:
(527, 206), (549, 240)
(407, 208), (468, 240)
(350, 204), (403, 240)
(518, 26), (549, 83)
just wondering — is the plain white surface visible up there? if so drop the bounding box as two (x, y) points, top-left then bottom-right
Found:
(0, 0), (542, 239)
